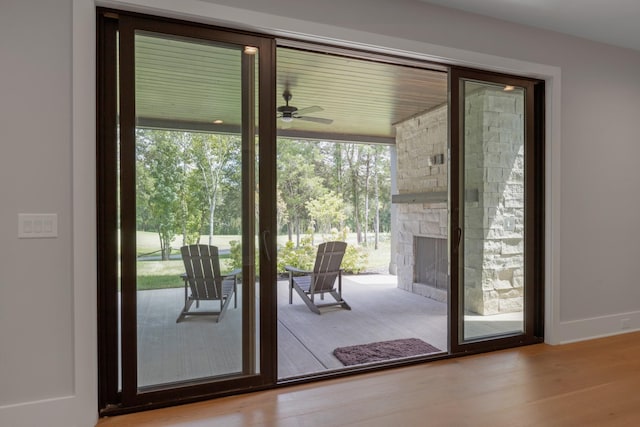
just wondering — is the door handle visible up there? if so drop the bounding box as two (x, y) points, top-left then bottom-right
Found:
(262, 230), (271, 262)
(455, 227), (462, 251)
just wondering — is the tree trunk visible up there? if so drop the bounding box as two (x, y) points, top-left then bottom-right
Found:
(374, 154), (380, 250)
(287, 220), (293, 242)
(346, 144), (362, 244)
(181, 159), (188, 246)
(334, 145), (345, 229)
(353, 181), (361, 244)
(159, 233), (170, 261)
(364, 153), (371, 246)
(208, 194), (215, 246)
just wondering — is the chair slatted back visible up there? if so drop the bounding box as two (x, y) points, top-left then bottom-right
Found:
(311, 241), (347, 293)
(181, 245), (222, 300)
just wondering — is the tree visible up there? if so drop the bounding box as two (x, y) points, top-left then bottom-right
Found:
(344, 143), (363, 244)
(189, 133), (240, 245)
(172, 132), (203, 246)
(136, 129), (183, 260)
(371, 145), (389, 249)
(362, 146), (373, 245)
(277, 139), (324, 245)
(306, 191), (346, 237)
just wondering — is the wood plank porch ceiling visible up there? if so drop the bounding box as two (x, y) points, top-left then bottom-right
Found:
(135, 34), (448, 144)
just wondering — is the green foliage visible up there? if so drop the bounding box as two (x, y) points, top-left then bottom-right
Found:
(276, 230), (368, 274)
(135, 130), (392, 263)
(228, 239), (259, 273)
(137, 129), (184, 259)
(277, 236), (317, 272)
(305, 191), (346, 234)
(229, 240), (242, 271)
(277, 139), (326, 239)
(326, 228), (368, 274)
(188, 133), (241, 242)
(341, 245), (368, 274)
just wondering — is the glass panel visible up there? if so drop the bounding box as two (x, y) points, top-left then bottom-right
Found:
(133, 32), (258, 387)
(275, 47), (449, 378)
(462, 81), (525, 341)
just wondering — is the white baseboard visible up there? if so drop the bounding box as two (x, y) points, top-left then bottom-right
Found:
(557, 310), (640, 344)
(0, 395), (96, 427)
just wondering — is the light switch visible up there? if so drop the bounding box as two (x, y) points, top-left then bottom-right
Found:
(19, 213), (58, 238)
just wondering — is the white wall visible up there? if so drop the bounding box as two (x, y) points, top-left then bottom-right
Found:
(0, 0), (96, 426)
(1, 0), (73, 413)
(2, 0), (640, 425)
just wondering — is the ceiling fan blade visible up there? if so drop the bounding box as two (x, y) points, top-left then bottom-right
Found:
(296, 116), (334, 124)
(295, 105), (323, 115)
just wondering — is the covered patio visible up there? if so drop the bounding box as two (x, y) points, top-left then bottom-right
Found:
(137, 274), (446, 386)
(136, 273), (521, 387)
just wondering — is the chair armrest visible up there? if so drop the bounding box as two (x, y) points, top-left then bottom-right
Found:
(180, 273), (187, 280)
(284, 265), (312, 274)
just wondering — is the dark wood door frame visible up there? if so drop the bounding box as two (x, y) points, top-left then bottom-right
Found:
(449, 66), (545, 355)
(97, 8), (277, 414)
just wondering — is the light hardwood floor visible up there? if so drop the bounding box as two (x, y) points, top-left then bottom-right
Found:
(98, 331), (640, 426)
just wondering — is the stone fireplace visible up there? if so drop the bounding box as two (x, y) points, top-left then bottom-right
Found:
(393, 104), (449, 303)
(392, 88), (525, 315)
(413, 236), (448, 301)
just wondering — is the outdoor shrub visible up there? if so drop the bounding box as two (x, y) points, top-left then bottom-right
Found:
(276, 230), (368, 274)
(325, 228), (368, 273)
(229, 240), (242, 271)
(228, 240), (259, 274)
(277, 238), (316, 272)
(233, 230), (369, 274)
(340, 244), (368, 274)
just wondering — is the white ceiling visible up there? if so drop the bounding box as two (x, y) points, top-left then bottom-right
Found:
(420, 0), (640, 52)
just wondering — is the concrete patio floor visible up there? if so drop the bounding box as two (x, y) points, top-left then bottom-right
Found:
(136, 274), (522, 387)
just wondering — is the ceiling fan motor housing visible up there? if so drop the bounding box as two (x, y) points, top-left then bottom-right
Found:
(277, 105), (297, 121)
(277, 89), (331, 124)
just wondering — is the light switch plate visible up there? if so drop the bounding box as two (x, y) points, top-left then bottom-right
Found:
(18, 213), (58, 238)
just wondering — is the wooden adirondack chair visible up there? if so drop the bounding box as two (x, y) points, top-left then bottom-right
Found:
(176, 244), (240, 323)
(285, 241), (351, 314)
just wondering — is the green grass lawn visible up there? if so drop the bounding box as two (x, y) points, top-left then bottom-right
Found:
(136, 260), (184, 290)
(135, 231), (391, 290)
(136, 232), (242, 257)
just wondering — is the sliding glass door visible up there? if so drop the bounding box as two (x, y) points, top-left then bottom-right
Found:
(98, 10), (545, 415)
(98, 11), (276, 409)
(450, 68), (544, 352)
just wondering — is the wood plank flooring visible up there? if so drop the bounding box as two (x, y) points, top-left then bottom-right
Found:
(98, 331), (640, 426)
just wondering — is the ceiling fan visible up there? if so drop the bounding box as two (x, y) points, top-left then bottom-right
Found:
(276, 90), (333, 125)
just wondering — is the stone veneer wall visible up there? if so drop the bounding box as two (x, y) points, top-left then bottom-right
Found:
(394, 87), (525, 315)
(395, 104), (448, 301)
(463, 86), (525, 315)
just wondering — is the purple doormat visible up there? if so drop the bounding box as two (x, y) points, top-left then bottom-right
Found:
(333, 338), (441, 366)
